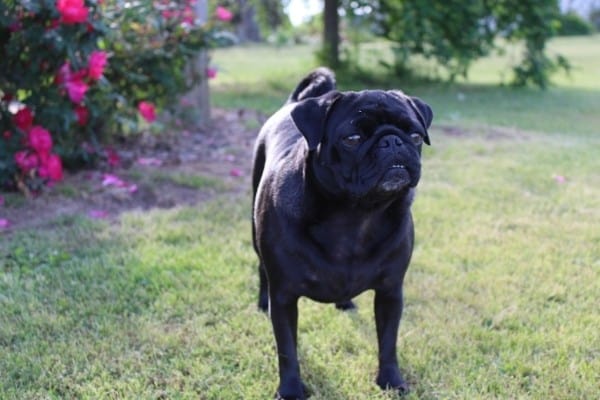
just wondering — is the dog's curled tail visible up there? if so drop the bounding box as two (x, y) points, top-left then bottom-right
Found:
(288, 67), (336, 103)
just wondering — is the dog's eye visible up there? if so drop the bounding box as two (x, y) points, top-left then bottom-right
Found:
(342, 134), (362, 147)
(410, 133), (423, 145)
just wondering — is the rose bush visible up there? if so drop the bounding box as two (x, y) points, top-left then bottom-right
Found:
(0, 0), (232, 194)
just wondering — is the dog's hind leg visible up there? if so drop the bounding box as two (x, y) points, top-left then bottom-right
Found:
(252, 142), (268, 312)
(258, 263), (269, 312)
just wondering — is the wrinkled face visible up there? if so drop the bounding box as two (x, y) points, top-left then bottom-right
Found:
(292, 90), (432, 203)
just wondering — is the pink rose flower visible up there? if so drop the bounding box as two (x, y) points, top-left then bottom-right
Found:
(137, 157), (162, 166)
(28, 126), (53, 156)
(56, 63), (89, 102)
(55, 62), (72, 85)
(206, 67), (217, 79)
(65, 79), (88, 103)
(215, 6), (233, 22)
(553, 174), (566, 184)
(138, 101), (156, 122)
(56, 0), (89, 24)
(88, 50), (108, 80)
(13, 107), (34, 132)
(38, 153), (64, 181)
(181, 6), (195, 24)
(88, 210), (109, 219)
(102, 174), (126, 187)
(14, 150), (39, 173)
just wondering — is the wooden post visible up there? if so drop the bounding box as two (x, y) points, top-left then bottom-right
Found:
(184, 0), (211, 128)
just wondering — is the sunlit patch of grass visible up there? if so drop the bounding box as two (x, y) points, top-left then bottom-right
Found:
(125, 169), (224, 190)
(212, 36), (600, 136)
(153, 171), (224, 190)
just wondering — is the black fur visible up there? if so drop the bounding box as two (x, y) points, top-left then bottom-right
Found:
(252, 68), (433, 399)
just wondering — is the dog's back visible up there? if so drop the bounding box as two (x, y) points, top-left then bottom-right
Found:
(253, 68), (337, 196)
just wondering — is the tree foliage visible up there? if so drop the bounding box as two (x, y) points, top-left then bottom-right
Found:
(338, 0), (570, 88)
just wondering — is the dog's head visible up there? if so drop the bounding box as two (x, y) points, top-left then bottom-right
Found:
(291, 90), (433, 204)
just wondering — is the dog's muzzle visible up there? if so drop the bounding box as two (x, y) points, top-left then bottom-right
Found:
(375, 134), (414, 191)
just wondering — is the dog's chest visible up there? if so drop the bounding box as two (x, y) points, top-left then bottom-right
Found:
(309, 216), (378, 262)
(302, 214), (397, 300)
(310, 221), (370, 263)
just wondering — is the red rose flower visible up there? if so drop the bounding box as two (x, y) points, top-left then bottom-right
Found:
(138, 101), (156, 122)
(161, 9), (176, 19)
(38, 153), (64, 181)
(74, 105), (89, 126)
(47, 19), (61, 30)
(13, 107), (34, 132)
(9, 21), (23, 32)
(28, 126), (53, 156)
(56, 0), (89, 24)
(14, 151), (39, 173)
(88, 51), (108, 80)
(105, 147), (121, 167)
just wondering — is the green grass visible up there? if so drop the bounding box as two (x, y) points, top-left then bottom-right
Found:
(211, 44), (318, 112)
(2, 35), (600, 399)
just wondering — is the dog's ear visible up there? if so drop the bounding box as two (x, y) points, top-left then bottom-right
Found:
(408, 96), (433, 145)
(291, 92), (341, 150)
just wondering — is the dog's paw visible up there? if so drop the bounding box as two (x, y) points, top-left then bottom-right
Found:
(376, 366), (409, 395)
(275, 393), (306, 400)
(335, 300), (357, 311)
(275, 380), (309, 400)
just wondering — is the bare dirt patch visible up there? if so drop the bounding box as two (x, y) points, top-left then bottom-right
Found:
(0, 108), (266, 233)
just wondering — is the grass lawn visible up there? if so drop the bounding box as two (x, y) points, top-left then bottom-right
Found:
(1, 36), (599, 399)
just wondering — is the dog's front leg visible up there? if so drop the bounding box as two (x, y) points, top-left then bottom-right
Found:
(269, 291), (306, 400)
(374, 288), (409, 394)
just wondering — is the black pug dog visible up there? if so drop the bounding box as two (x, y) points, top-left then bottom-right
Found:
(251, 67), (432, 399)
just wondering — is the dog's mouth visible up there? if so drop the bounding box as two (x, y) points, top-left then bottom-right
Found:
(378, 164), (411, 192)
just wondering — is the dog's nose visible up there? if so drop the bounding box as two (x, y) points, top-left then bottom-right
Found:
(378, 135), (403, 149)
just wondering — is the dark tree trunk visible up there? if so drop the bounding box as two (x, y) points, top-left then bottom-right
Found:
(236, 0), (262, 42)
(323, 0), (339, 68)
